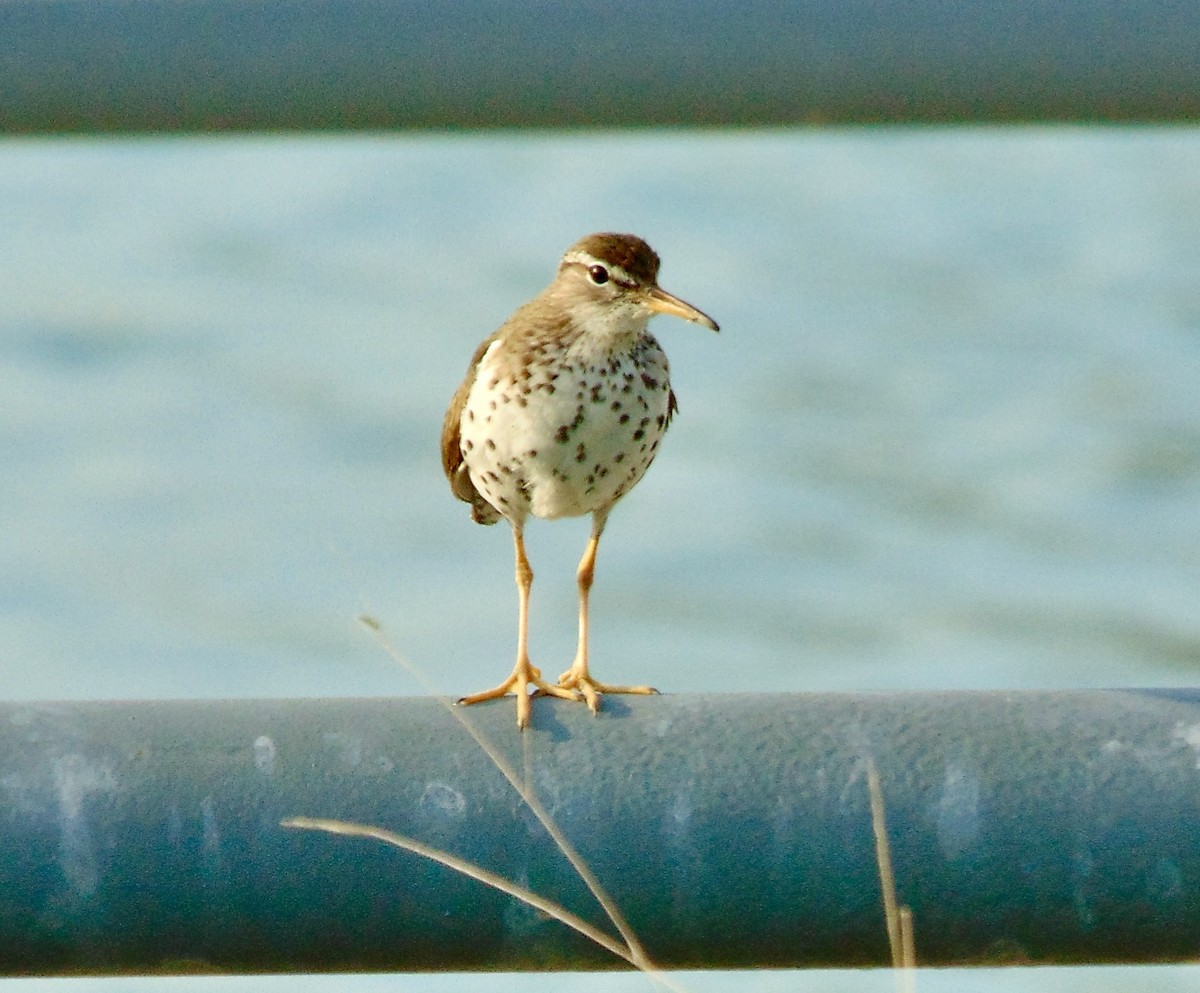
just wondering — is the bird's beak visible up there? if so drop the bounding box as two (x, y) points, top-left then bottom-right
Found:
(646, 285), (720, 332)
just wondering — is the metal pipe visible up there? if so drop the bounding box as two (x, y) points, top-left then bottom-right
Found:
(2, 691), (1199, 974)
(2, 0), (1199, 133)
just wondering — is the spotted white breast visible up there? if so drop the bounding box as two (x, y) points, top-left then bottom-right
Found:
(458, 332), (673, 523)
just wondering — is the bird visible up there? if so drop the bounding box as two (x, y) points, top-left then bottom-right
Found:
(441, 232), (718, 729)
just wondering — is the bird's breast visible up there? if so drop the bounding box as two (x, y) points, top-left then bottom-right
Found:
(458, 336), (673, 521)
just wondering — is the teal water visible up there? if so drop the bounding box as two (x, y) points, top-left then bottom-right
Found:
(2, 128), (1199, 991)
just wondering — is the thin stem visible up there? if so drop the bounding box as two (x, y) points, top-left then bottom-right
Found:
(867, 756), (902, 971)
(281, 816), (634, 965)
(356, 614), (653, 970)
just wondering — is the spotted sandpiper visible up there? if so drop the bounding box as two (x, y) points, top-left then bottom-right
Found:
(441, 232), (719, 729)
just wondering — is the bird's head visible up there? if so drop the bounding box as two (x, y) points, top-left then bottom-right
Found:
(551, 232), (719, 340)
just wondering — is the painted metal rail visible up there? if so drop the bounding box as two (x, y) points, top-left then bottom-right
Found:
(1, 691), (1198, 974)
(1, 0), (1199, 132)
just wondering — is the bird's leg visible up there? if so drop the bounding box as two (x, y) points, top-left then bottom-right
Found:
(457, 523), (578, 728)
(557, 511), (657, 714)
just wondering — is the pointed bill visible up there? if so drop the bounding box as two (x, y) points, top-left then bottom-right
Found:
(645, 285), (720, 332)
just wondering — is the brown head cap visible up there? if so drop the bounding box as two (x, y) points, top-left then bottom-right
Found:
(561, 232), (661, 286)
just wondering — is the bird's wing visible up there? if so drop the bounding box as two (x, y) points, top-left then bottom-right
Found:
(441, 331), (503, 525)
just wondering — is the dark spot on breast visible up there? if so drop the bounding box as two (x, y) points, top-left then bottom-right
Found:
(641, 373), (658, 390)
(611, 400), (622, 411)
(656, 414), (665, 428)
(618, 413), (630, 424)
(486, 439), (496, 450)
(464, 439), (474, 451)
(555, 425), (570, 443)
(615, 452), (626, 463)
(527, 448), (538, 457)
(467, 410), (475, 422)
(633, 429), (645, 441)
(575, 443), (587, 463)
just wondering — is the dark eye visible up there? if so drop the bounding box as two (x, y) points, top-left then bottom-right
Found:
(587, 265), (610, 285)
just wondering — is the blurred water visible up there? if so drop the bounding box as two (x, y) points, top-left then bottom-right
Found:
(1, 128), (1199, 991)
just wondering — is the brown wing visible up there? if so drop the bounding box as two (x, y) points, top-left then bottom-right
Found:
(441, 333), (502, 525)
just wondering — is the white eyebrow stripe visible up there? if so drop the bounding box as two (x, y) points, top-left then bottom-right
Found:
(561, 251), (636, 287)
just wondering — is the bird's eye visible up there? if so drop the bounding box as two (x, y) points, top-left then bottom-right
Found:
(587, 265), (610, 285)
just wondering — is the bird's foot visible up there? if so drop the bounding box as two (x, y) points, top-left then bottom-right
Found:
(457, 660), (580, 730)
(554, 664), (658, 716)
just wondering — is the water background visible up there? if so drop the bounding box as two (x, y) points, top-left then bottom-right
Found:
(2, 127), (1199, 991)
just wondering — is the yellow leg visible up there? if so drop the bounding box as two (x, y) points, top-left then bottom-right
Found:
(458, 524), (578, 729)
(556, 511), (657, 714)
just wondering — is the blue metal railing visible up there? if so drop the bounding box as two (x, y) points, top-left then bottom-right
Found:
(2, 0), (1199, 132)
(1, 691), (1198, 974)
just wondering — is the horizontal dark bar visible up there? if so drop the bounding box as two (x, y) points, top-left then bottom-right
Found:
(2, 0), (1200, 132)
(1, 691), (1199, 974)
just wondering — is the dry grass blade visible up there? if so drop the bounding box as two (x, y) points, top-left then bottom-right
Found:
(866, 757), (901, 968)
(280, 816), (633, 963)
(867, 756), (917, 990)
(900, 905), (917, 989)
(353, 614), (657, 974)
